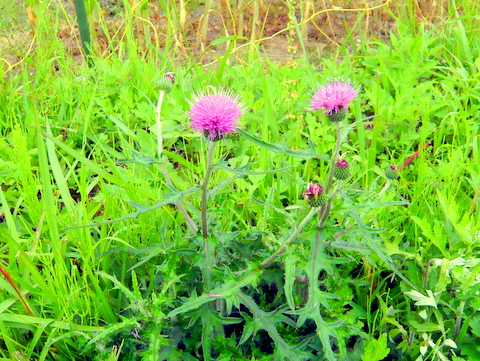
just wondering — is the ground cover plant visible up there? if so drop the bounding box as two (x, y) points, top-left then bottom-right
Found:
(0, 0), (480, 360)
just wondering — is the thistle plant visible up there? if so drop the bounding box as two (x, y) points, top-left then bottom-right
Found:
(166, 77), (415, 360)
(188, 88), (245, 288)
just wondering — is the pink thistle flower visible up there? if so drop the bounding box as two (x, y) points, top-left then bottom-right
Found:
(307, 183), (323, 197)
(188, 88), (245, 141)
(310, 79), (359, 122)
(302, 182), (325, 207)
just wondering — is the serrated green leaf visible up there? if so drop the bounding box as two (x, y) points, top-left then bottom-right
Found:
(238, 292), (300, 360)
(67, 186), (198, 228)
(215, 160), (295, 175)
(409, 320), (443, 332)
(361, 333), (390, 361)
(404, 290), (437, 308)
(238, 129), (328, 160)
(117, 149), (157, 167)
(284, 252), (297, 311)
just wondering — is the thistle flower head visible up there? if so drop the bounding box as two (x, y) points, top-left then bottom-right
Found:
(303, 182), (325, 207)
(188, 88), (245, 141)
(310, 78), (359, 122)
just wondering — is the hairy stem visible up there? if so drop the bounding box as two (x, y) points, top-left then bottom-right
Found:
(377, 180), (392, 199)
(325, 122), (343, 193)
(259, 207), (318, 269)
(155, 91), (166, 159)
(315, 121), (344, 260)
(201, 141), (217, 288)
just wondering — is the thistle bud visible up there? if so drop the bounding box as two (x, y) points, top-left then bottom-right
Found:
(157, 73), (175, 93)
(303, 182), (326, 207)
(385, 165), (399, 180)
(332, 159), (350, 180)
(164, 72), (175, 84)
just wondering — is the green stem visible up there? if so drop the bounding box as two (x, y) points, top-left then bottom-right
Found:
(325, 122), (343, 193)
(73, 0), (93, 67)
(156, 91), (166, 158)
(259, 207), (318, 269)
(317, 183), (342, 228)
(156, 90), (198, 233)
(454, 300), (466, 341)
(315, 121), (344, 258)
(377, 180), (392, 199)
(201, 141), (217, 288)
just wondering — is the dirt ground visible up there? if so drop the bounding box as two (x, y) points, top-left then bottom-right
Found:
(0, 0), (398, 72)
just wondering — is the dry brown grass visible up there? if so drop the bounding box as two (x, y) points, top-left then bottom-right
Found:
(0, 0), (475, 72)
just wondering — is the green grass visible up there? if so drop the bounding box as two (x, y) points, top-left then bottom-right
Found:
(0, 0), (479, 360)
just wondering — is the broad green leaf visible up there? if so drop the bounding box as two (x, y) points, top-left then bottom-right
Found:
(362, 333), (390, 361)
(409, 320), (443, 332)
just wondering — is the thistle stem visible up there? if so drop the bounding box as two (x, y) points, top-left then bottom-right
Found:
(201, 141), (217, 288)
(156, 90), (198, 233)
(155, 91), (166, 159)
(317, 183), (342, 229)
(259, 207), (318, 269)
(377, 180), (392, 199)
(315, 121), (344, 250)
(325, 122), (343, 193)
(201, 142), (216, 239)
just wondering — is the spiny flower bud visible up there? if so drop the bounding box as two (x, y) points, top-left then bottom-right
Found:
(332, 159), (350, 180)
(303, 182), (326, 207)
(385, 165), (399, 180)
(327, 107), (347, 123)
(157, 73), (175, 93)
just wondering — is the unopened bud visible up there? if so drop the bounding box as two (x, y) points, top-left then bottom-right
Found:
(385, 165), (399, 180)
(332, 159), (350, 180)
(157, 73), (175, 93)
